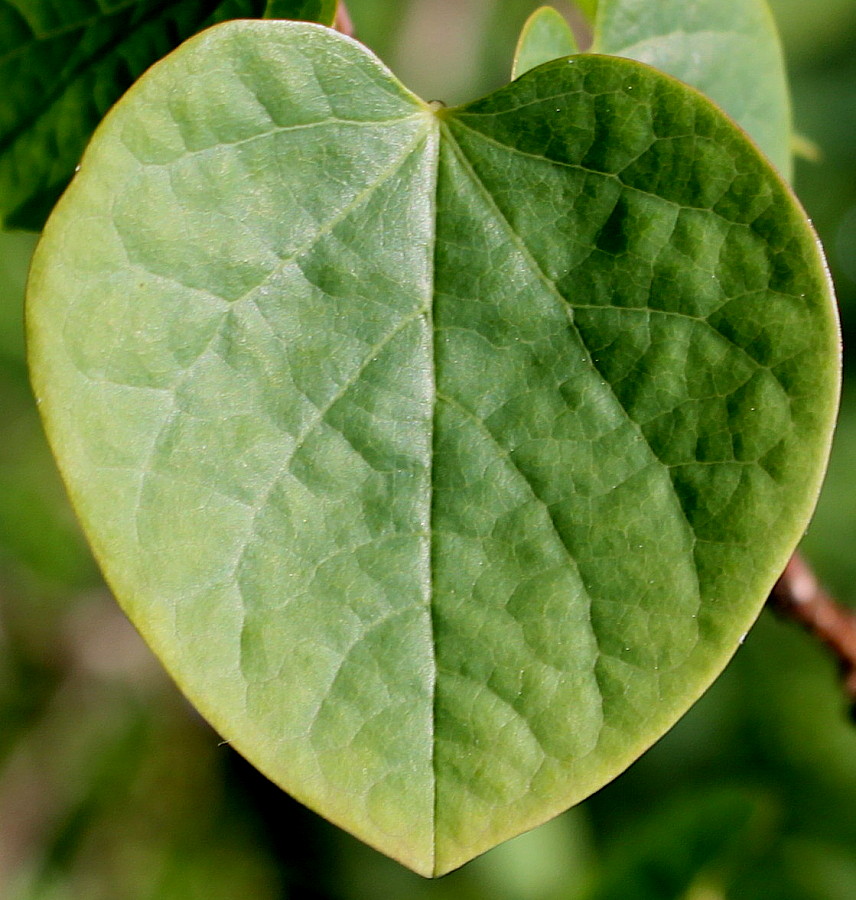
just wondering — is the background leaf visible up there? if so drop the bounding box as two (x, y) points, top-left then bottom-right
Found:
(511, 6), (578, 80)
(266, 0), (337, 19)
(593, 0), (793, 180)
(587, 789), (773, 900)
(27, 21), (839, 875)
(0, 0), (337, 231)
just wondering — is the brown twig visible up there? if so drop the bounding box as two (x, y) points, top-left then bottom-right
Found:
(768, 552), (856, 711)
(334, 1), (354, 37)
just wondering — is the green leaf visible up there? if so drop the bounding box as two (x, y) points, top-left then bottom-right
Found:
(512, 7), (578, 80)
(0, 0), (336, 232)
(592, 0), (793, 180)
(27, 21), (839, 876)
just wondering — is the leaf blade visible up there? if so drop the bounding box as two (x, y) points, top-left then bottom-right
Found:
(27, 22), (839, 876)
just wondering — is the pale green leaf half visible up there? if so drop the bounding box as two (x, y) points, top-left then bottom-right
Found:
(27, 21), (839, 877)
(592, 0), (792, 180)
(512, 7), (578, 80)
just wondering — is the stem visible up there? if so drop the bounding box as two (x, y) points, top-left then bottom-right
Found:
(566, 5), (594, 52)
(334, 1), (354, 37)
(768, 552), (856, 712)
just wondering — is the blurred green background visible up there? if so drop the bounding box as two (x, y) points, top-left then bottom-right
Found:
(2, 2), (856, 897)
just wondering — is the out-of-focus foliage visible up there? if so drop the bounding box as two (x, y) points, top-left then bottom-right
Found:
(0, 0), (337, 231)
(588, 789), (773, 900)
(1, 0), (856, 896)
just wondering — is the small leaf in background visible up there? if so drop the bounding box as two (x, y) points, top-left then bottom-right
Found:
(26, 16), (840, 879)
(592, 0), (793, 180)
(512, 7), (578, 80)
(0, 0), (337, 232)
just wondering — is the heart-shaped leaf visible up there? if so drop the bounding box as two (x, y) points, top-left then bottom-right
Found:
(27, 21), (839, 875)
(0, 0), (336, 230)
(512, 6), (578, 80)
(593, 0), (792, 179)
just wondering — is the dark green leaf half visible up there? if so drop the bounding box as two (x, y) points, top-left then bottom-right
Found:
(27, 21), (839, 876)
(0, 0), (336, 231)
(512, 7), (578, 80)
